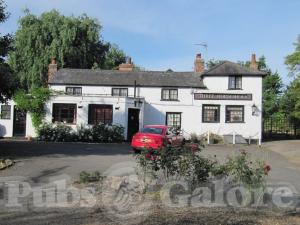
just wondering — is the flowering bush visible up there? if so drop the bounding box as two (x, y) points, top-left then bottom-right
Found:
(213, 149), (271, 189)
(37, 123), (124, 143)
(135, 143), (215, 188)
(135, 146), (271, 190)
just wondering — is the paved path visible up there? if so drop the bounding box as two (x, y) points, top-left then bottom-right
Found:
(0, 140), (300, 192)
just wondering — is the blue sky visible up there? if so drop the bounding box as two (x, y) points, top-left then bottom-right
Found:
(2, 0), (300, 84)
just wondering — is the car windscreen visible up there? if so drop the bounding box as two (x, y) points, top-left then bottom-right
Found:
(141, 127), (163, 134)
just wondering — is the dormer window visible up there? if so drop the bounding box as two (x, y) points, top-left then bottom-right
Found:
(228, 76), (242, 89)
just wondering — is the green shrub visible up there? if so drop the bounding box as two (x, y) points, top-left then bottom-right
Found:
(37, 123), (124, 143)
(77, 125), (93, 142)
(135, 147), (270, 190)
(38, 123), (75, 142)
(79, 171), (104, 183)
(135, 143), (215, 188)
(212, 150), (271, 190)
(92, 123), (124, 143)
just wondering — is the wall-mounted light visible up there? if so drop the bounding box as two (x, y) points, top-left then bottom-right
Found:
(78, 101), (83, 109)
(251, 104), (258, 115)
(115, 106), (120, 110)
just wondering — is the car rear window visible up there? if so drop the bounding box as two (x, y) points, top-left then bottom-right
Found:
(141, 127), (163, 134)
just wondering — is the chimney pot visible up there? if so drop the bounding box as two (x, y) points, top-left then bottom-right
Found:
(119, 56), (134, 71)
(51, 58), (56, 65)
(194, 53), (204, 73)
(250, 53), (258, 70)
(126, 57), (132, 64)
(48, 58), (57, 83)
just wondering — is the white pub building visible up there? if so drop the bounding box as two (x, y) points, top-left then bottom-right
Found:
(0, 54), (266, 143)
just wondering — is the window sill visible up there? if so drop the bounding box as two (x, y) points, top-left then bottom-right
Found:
(202, 121), (220, 123)
(227, 88), (243, 90)
(52, 122), (77, 125)
(0, 118), (11, 120)
(225, 121), (245, 123)
(160, 99), (179, 102)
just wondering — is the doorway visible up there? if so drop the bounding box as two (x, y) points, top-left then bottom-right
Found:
(127, 108), (140, 141)
(13, 107), (27, 137)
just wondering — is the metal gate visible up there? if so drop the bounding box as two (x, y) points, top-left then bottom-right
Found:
(263, 117), (300, 140)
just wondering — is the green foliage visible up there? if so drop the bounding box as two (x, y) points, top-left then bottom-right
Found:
(9, 9), (127, 90)
(13, 87), (51, 128)
(206, 59), (225, 69)
(79, 171), (104, 183)
(135, 146), (270, 190)
(0, 0), (17, 103)
(280, 76), (300, 122)
(38, 123), (74, 142)
(285, 35), (300, 77)
(37, 123), (124, 143)
(213, 150), (271, 190)
(135, 144), (215, 188)
(93, 44), (126, 70)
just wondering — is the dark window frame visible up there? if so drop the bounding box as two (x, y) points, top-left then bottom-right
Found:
(166, 112), (182, 129)
(66, 87), (82, 95)
(88, 104), (113, 125)
(1, 105), (11, 120)
(111, 88), (128, 97)
(228, 76), (242, 90)
(52, 103), (77, 124)
(225, 105), (245, 123)
(202, 104), (220, 123)
(161, 89), (178, 101)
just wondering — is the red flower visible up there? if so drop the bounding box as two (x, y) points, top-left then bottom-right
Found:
(190, 144), (199, 153)
(264, 165), (271, 174)
(151, 155), (157, 161)
(145, 152), (151, 159)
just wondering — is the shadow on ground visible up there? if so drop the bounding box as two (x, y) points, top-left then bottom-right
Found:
(0, 141), (132, 159)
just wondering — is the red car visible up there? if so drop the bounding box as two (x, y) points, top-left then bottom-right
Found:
(131, 125), (185, 152)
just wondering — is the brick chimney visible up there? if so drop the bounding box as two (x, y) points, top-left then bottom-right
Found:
(194, 53), (204, 73)
(250, 53), (258, 70)
(119, 57), (134, 71)
(48, 58), (57, 82)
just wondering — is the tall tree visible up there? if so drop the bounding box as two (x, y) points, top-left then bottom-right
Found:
(93, 44), (126, 70)
(285, 35), (300, 77)
(9, 10), (126, 90)
(283, 35), (300, 122)
(0, 0), (17, 102)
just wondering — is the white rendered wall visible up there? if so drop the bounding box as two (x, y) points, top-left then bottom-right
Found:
(0, 100), (36, 138)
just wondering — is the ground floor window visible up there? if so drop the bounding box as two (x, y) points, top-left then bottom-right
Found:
(52, 103), (77, 124)
(226, 105), (244, 123)
(202, 104), (220, 123)
(166, 112), (181, 128)
(1, 105), (11, 119)
(88, 104), (113, 124)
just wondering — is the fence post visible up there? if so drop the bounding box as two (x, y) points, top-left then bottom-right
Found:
(207, 131), (210, 145)
(233, 131), (236, 145)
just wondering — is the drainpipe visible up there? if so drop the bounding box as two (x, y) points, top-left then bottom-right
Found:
(134, 80), (137, 98)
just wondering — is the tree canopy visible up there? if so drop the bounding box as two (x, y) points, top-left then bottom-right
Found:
(285, 35), (300, 77)
(0, 0), (17, 103)
(9, 9), (126, 90)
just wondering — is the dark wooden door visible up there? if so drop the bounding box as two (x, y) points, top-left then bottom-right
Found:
(13, 107), (27, 137)
(127, 108), (140, 141)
